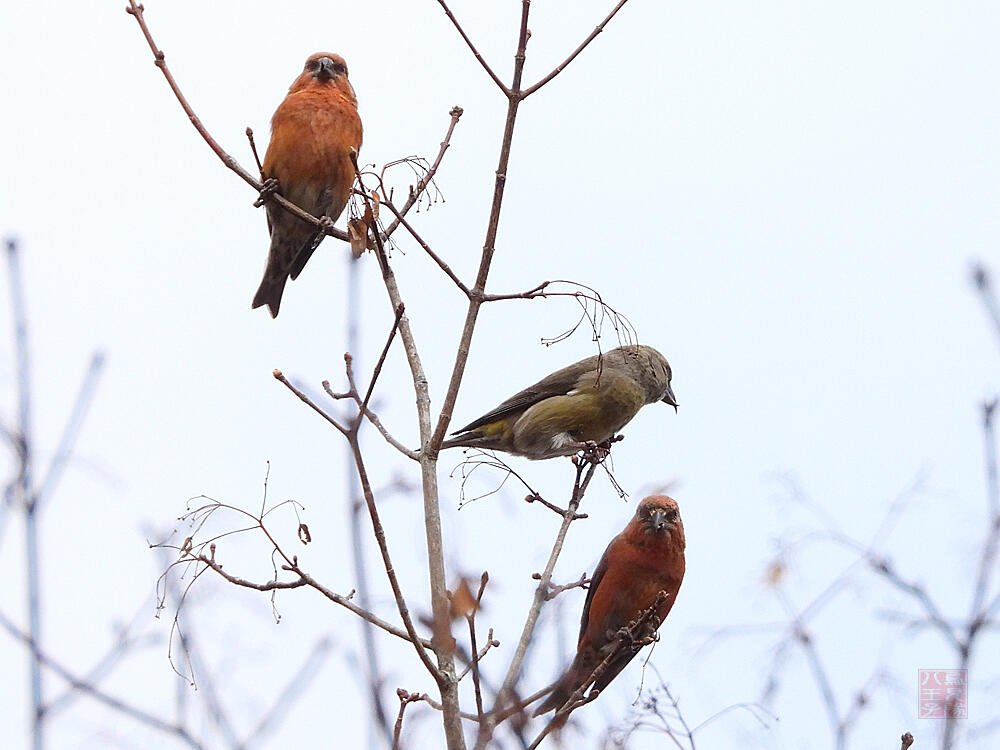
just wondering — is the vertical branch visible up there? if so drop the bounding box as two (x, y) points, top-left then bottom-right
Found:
(7, 238), (43, 750)
(429, 0), (533, 452)
(790, 621), (841, 750)
(353, 152), (464, 749)
(32, 351), (105, 510)
(972, 263), (1000, 352)
(971, 399), (1000, 618)
(344, 252), (393, 749)
(945, 397), (1000, 749)
(520, 0), (632, 98)
(981, 398), (1000, 518)
(474, 459), (598, 750)
(467, 573), (490, 723)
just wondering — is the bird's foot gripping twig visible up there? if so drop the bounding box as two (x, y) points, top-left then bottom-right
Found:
(317, 215), (337, 236)
(535, 572), (590, 601)
(575, 435), (623, 465)
(253, 178), (280, 208)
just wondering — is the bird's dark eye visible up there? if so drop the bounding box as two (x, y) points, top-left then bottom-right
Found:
(306, 59), (320, 71)
(333, 62), (347, 75)
(667, 509), (678, 520)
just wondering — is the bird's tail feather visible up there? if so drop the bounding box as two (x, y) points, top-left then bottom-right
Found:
(289, 233), (322, 280)
(252, 275), (287, 318)
(440, 433), (491, 452)
(532, 676), (574, 717)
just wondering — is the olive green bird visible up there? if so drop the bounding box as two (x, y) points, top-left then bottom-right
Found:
(441, 344), (677, 460)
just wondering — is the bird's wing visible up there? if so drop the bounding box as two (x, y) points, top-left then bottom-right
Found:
(577, 540), (614, 645)
(453, 358), (597, 433)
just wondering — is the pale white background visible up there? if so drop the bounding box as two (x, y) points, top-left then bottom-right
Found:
(1, 1), (998, 749)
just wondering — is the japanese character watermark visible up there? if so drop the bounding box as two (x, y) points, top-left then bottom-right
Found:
(919, 669), (967, 719)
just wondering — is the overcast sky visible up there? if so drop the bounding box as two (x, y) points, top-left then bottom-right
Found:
(2, 1), (999, 749)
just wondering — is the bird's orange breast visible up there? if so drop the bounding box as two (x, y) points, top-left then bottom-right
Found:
(582, 534), (684, 648)
(263, 87), (363, 191)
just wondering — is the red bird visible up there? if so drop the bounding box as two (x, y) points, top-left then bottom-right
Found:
(534, 495), (686, 718)
(253, 52), (363, 317)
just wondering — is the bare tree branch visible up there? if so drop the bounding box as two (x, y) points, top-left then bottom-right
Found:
(323, 376), (418, 460)
(521, 0), (633, 99)
(381, 199), (470, 296)
(433, 1), (508, 93)
(0, 609), (206, 750)
(124, 1), (350, 243)
(44, 601), (159, 717)
(189, 551), (433, 650)
(350, 154), (466, 748)
(241, 637), (334, 749)
(6, 237), (44, 750)
(972, 263), (1000, 353)
(273, 370), (349, 435)
(359, 303), (405, 417)
(429, 0), (533, 455)
(474, 454), (600, 749)
(381, 106), (464, 236)
(32, 350), (105, 510)
(528, 594), (667, 750)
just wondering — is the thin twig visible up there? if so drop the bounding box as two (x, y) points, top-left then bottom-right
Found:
(414, 692), (489, 723)
(0, 609), (206, 750)
(349, 153), (465, 749)
(972, 263), (1000, 353)
(162, 567), (241, 747)
(474, 456), (599, 749)
(535, 572), (590, 602)
(521, 0), (633, 98)
(781, 596), (840, 747)
(44, 601), (158, 716)
(467, 573), (490, 721)
(433, 1), (509, 93)
(429, 0), (533, 457)
(481, 282), (550, 302)
(6, 237), (43, 750)
(323, 378), (418, 460)
(393, 689), (431, 750)
(970, 399), (1000, 621)
(347, 432), (443, 680)
(32, 351), (105, 510)
(340, 253), (393, 750)
(382, 106), (464, 236)
(242, 638), (333, 748)
(449, 449), (544, 509)
(528, 596), (666, 750)
(124, 1), (350, 242)
(359, 303), (405, 418)
(525, 492), (589, 520)
(273, 370), (348, 435)
(192, 553), (432, 649)
(245, 127), (263, 175)
(381, 200), (470, 296)
(867, 555), (963, 652)
(457, 628), (501, 682)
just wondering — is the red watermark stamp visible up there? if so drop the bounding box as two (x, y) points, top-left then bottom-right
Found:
(919, 670), (967, 719)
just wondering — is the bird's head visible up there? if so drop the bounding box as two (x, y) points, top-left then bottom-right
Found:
(635, 495), (681, 536)
(289, 53), (357, 102)
(304, 53), (349, 82)
(621, 345), (677, 412)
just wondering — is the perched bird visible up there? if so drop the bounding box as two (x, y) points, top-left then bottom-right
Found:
(533, 495), (686, 718)
(253, 52), (363, 317)
(441, 345), (677, 460)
